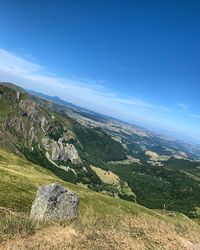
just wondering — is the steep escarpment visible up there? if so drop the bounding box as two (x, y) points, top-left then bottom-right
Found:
(0, 83), (82, 166)
(0, 83), (127, 166)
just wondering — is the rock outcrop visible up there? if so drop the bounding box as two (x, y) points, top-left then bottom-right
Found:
(19, 99), (51, 132)
(30, 183), (80, 220)
(43, 137), (82, 164)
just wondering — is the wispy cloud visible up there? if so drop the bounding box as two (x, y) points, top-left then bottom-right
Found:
(177, 103), (190, 112)
(176, 102), (200, 120)
(0, 48), (169, 124)
(0, 48), (42, 74)
(0, 48), (199, 140)
(190, 113), (200, 119)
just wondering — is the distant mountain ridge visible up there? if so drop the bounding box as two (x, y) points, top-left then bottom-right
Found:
(27, 89), (113, 123)
(28, 88), (200, 155)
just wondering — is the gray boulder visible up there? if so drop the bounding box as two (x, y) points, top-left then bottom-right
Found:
(30, 183), (79, 221)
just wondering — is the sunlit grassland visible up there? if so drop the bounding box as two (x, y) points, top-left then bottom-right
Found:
(0, 148), (200, 249)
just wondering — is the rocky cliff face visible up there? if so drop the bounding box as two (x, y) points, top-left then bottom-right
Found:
(43, 137), (82, 164)
(0, 83), (127, 170)
(0, 83), (82, 167)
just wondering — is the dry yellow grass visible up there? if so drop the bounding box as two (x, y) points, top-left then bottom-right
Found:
(1, 210), (200, 250)
(90, 165), (119, 185)
(145, 150), (159, 160)
(1, 204), (200, 250)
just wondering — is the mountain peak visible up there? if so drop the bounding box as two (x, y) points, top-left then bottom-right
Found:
(0, 82), (28, 104)
(0, 82), (26, 93)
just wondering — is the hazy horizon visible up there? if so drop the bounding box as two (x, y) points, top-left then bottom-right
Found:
(27, 85), (200, 145)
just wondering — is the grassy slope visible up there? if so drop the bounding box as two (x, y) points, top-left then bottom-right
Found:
(0, 148), (200, 249)
(0, 148), (158, 216)
(90, 165), (120, 185)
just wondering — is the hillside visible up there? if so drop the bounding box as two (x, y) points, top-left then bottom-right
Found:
(32, 90), (200, 161)
(0, 148), (200, 249)
(0, 82), (200, 218)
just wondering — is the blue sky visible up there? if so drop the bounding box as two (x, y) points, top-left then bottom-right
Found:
(0, 0), (200, 141)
